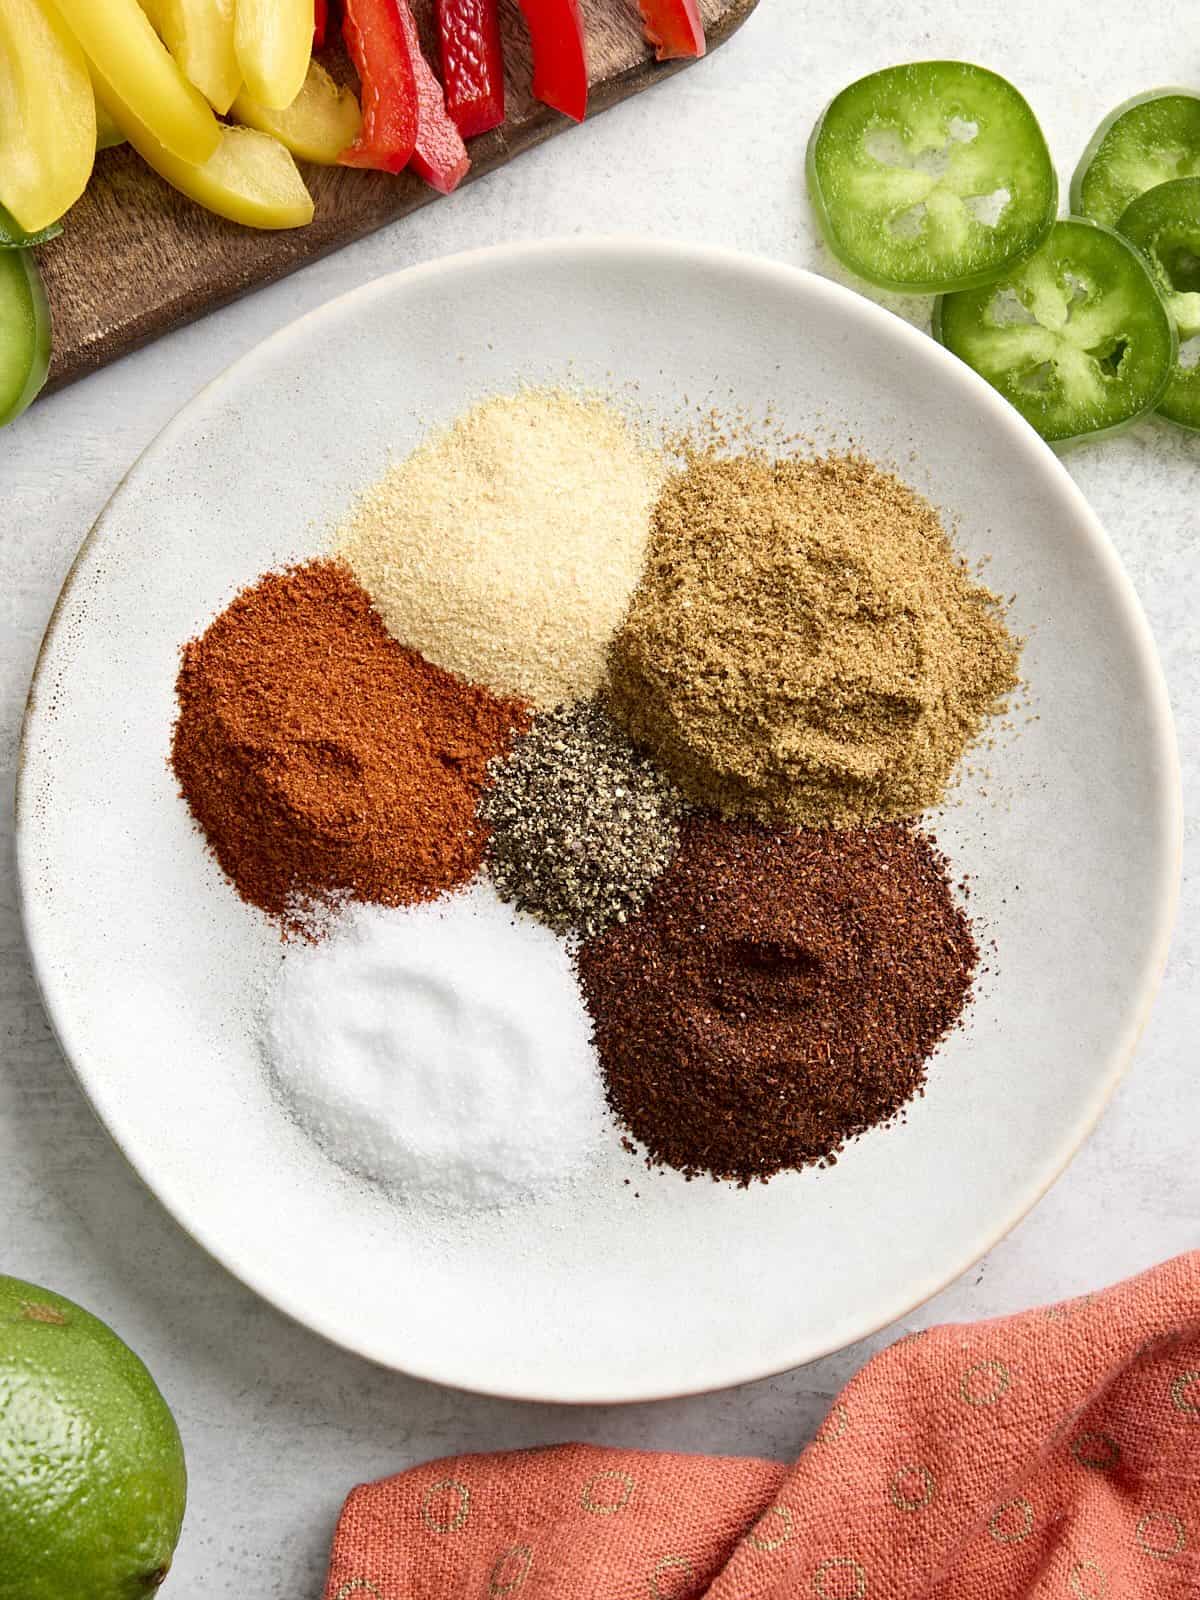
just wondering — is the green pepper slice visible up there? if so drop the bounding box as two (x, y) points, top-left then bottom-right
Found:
(0, 248), (51, 428)
(1072, 89), (1200, 228)
(807, 61), (1057, 293)
(934, 219), (1175, 444)
(1118, 177), (1200, 431)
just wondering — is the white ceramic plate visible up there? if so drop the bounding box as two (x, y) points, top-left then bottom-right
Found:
(17, 239), (1181, 1403)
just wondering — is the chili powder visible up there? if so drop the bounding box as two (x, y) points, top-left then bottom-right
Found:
(576, 816), (978, 1184)
(171, 559), (528, 935)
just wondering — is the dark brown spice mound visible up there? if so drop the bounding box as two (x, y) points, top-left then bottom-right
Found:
(171, 559), (529, 935)
(576, 815), (978, 1184)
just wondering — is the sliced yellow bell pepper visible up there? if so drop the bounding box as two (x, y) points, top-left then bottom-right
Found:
(50, 0), (220, 166)
(98, 84), (314, 229)
(95, 93), (127, 151)
(235, 0), (312, 111)
(0, 0), (96, 233)
(139, 0), (241, 116)
(232, 62), (362, 165)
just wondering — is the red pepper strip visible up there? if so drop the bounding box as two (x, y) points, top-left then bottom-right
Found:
(436, 0), (505, 138)
(314, 0), (329, 48)
(395, 0), (470, 192)
(339, 0), (419, 173)
(515, 0), (588, 123)
(638, 0), (705, 60)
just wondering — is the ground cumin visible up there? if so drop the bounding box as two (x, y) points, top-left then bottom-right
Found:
(171, 560), (528, 935)
(607, 452), (1021, 827)
(576, 815), (978, 1184)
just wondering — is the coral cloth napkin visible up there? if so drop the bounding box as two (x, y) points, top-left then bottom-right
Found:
(324, 1253), (1200, 1599)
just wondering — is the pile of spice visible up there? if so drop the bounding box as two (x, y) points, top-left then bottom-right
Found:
(263, 883), (607, 1209)
(334, 389), (665, 709)
(171, 559), (528, 935)
(607, 451), (1021, 826)
(164, 391), (1027, 1204)
(576, 815), (979, 1184)
(479, 699), (684, 937)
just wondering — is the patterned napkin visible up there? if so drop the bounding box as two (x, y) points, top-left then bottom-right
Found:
(324, 1253), (1199, 1598)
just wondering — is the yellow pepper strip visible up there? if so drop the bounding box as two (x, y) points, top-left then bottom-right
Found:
(98, 83), (314, 229)
(232, 62), (361, 165)
(139, 0), (241, 116)
(235, 0), (312, 111)
(0, 0), (96, 233)
(50, 0), (220, 166)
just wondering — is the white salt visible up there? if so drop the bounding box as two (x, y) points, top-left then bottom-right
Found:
(261, 882), (608, 1210)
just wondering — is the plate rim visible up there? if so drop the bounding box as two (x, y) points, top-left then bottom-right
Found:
(16, 234), (1184, 1403)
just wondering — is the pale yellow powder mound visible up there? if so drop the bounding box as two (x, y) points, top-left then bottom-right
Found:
(334, 390), (666, 708)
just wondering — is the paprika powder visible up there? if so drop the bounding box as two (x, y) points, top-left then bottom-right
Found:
(171, 559), (528, 935)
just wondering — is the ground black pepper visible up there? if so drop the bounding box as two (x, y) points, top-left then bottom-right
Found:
(575, 816), (978, 1184)
(479, 699), (682, 937)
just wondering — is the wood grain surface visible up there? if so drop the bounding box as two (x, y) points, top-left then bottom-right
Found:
(39, 0), (759, 391)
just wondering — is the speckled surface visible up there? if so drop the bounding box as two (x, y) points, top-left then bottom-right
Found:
(2, 3), (1197, 1594)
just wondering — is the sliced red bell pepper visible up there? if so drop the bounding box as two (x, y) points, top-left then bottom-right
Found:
(638, 0), (705, 61)
(314, 0), (329, 49)
(339, 0), (418, 173)
(515, 0), (587, 123)
(436, 0), (505, 138)
(395, 0), (470, 192)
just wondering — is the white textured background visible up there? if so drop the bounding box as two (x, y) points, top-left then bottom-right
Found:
(2, 3), (1198, 1594)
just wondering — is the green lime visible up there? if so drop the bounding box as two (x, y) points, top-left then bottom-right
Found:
(0, 1276), (187, 1599)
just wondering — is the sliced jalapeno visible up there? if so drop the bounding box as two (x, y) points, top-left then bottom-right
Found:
(934, 218), (1175, 444)
(807, 61), (1057, 293)
(1118, 177), (1200, 431)
(1072, 89), (1200, 228)
(0, 247), (51, 428)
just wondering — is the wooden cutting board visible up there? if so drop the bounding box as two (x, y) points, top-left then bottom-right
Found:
(39, 0), (759, 391)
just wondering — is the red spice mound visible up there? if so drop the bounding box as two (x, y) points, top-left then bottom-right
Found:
(171, 559), (529, 935)
(576, 816), (979, 1184)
